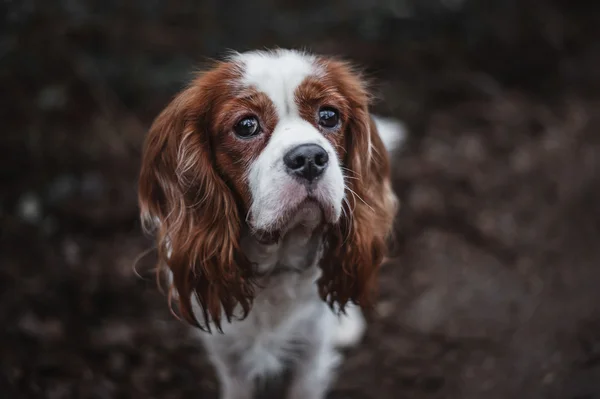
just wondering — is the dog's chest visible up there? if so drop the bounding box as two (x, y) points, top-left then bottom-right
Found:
(203, 232), (326, 378)
(205, 266), (325, 378)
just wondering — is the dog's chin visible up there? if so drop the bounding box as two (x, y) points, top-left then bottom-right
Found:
(251, 198), (340, 245)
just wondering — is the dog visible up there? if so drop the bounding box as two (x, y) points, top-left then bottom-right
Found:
(138, 49), (403, 399)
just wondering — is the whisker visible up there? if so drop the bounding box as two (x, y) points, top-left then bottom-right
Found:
(341, 196), (353, 245)
(346, 186), (374, 213)
(341, 197), (349, 221)
(344, 185), (358, 214)
(341, 167), (362, 178)
(330, 141), (347, 154)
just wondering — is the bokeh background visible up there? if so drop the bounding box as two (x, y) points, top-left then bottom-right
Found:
(2, 0), (600, 398)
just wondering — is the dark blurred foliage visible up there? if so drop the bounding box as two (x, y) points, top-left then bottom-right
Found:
(2, 0), (600, 398)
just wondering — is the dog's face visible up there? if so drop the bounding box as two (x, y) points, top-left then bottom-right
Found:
(242, 52), (347, 239)
(138, 50), (397, 330)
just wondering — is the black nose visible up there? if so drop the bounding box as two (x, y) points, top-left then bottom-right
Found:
(283, 144), (329, 182)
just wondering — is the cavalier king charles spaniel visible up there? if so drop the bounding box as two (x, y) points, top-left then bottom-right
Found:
(138, 49), (403, 399)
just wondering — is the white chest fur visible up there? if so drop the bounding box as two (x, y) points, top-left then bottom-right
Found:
(200, 223), (333, 379)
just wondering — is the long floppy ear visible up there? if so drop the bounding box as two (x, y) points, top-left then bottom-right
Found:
(138, 69), (255, 332)
(319, 65), (398, 311)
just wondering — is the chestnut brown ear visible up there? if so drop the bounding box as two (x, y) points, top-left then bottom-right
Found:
(318, 63), (398, 312)
(138, 67), (255, 331)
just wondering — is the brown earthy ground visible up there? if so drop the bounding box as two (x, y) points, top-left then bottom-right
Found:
(2, 1), (600, 398)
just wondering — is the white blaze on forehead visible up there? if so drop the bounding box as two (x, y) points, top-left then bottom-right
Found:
(233, 50), (321, 117)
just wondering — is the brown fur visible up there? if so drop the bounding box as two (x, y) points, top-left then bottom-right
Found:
(138, 62), (264, 331)
(314, 58), (398, 311)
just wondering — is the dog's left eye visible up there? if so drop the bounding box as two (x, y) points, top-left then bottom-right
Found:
(318, 107), (339, 129)
(234, 116), (261, 138)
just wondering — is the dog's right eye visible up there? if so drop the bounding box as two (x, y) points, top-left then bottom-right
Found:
(234, 116), (261, 138)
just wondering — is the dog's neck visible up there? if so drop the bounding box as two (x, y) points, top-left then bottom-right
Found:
(241, 203), (326, 276)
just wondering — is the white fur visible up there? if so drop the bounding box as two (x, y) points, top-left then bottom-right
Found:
(233, 49), (321, 116)
(373, 115), (407, 153)
(331, 304), (367, 348)
(247, 117), (345, 233)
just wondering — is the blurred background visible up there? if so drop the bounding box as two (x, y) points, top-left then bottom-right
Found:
(2, 0), (600, 398)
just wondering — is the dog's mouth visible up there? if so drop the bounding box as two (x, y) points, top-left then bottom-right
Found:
(251, 196), (337, 245)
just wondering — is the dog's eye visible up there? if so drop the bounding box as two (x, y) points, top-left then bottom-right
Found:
(234, 116), (260, 138)
(318, 107), (339, 129)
